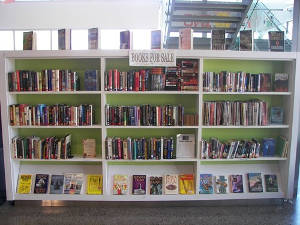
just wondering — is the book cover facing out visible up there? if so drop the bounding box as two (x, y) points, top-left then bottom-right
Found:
(150, 176), (162, 195)
(274, 73), (288, 92)
(50, 175), (64, 194)
(164, 174), (178, 194)
(120, 30), (130, 49)
(23, 31), (33, 50)
(87, 174), (103, 195)
(269, 31), (284, 52)
(34, 174), (49, 194)
(247, 173), (263, 192)
(132, 175), (146, 195)
(271, 107), (284, 124)
(179, 174), (195, 195)
(230, 175), (243, 193)
(151, 30), (161, 49)
(240, 30), (253, 51)
(17, 174), (32, 194)
(113, 175), (129, 195)
(199, 174), (213, 194)
(211, 29), (225, 50)
(215, 175), (228, 194)
(264, 174), (279, 192)
(88, 28), (98, 50)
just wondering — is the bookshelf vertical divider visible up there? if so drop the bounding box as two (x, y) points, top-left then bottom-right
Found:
(0, 50), (299, 201)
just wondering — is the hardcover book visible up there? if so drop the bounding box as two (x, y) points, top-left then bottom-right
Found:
(240, 30), (253, 51)
(264, 174), (279, 192)
(83, 139), (96, 158)
(269, 31), (284, 52)
(247, 173), (263, 192)
(58, 29), (71, 50)
(151, 30), (161, 49)
(270, 107), (284, 124)
(17, 174), (32, 194)
(132, 175), (146, 195)
(164, 174), (178, 195)
(230, 175), (244, 193)
(112, 175), (129, 195)
(34, 174), (49, 194)
(274, 73), (288, 92)
(88, 28), (98, 50)
(49, 175), (64, 194)
(179, 174), (195, 195)
(262, 138), (276, 157)
(199, 174), (213, 194)
(120, 30), (130, 49)
(23, 31), (36, 50)
(179, 28), (193, 50)
(150, 176), (162, 195)
(63, 173), (84, 194)
(211, 29), (225, 50)
(215, 175), (228, 194)
(86, 174), (103, 195)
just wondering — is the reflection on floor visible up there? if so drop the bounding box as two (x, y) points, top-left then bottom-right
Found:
(0, 199), (299, 225)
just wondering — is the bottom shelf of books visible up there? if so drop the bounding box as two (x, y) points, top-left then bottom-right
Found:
(13, 160), (285, 201)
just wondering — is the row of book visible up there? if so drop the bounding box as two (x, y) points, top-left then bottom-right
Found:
(105, 104), (190, 126)
(8, 70), (79, 92)
(9, 104), (95, 126)
(199, 173), (278, 194)
(17, 174), (102, 195)
(202, 100), (268, 126)
(203, 72), (288, 92)
(12, 135), (72, 160)
(8, 70), (100, 92)
(113, 174), (195, 195)
(105, 137), (175, 160)
(200, 136), (288, 159)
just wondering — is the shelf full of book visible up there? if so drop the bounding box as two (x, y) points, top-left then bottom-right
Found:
(0, 50), (298, 202)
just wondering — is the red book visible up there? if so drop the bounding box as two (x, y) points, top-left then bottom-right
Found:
(113, 69), (118, 91)
(16, 70), (20, 91)
(134, 72), (140, 91)
(117, 138), (122, 159)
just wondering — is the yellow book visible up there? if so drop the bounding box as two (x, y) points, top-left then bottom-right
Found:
(86, 174), (103, 195)
(17, 174), (33, 194)
(179, 174), (195, 195)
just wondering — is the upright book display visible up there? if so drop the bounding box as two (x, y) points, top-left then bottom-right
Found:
(0, 50), (298, 202)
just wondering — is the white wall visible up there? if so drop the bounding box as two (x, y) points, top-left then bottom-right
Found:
(0, 0), (161, 30)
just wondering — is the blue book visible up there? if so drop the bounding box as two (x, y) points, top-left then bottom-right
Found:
(50, 175), (64, 194)
(262, 138), (276, 156)
(84, 70), (99, 91)
(199, 174), (213, 194)
(271, 107), (284, 124)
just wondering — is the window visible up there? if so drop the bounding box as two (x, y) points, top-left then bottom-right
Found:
(0, 31), (14, 50)
(36, 30), (51, 50)
(71, 29), (88, 50)
(132, 29), (151, 50)
(100, 30), (121, 50)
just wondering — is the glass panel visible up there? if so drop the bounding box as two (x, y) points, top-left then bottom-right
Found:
(71, 29), (88, 50)
(0, 31), (14, 50)
(36, 30), (51, 50)
(132, 29), (151, 50)
(100, 30), (121, 50)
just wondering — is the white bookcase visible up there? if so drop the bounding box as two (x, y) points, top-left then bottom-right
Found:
(0, 50), (299, 201)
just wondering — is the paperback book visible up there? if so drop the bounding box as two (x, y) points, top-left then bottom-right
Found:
(83, 139), (97, 158)
(268, 31), (284, 52)
(150, 176), (162, 195)
(276, 136), (288, 158)
(64, 173), (84, 194)
(176, 134), (195, 158)
(84, 70), (99, 91)
(199, 174), (213, 194)
(211, 29), (225, 50)
(179, 174), (195, 195)
(262, 138), (276, 157)
(230, 175), (244, 193)
(270, 107), (284, 124)
(120, 30), (130, 49)
(240, 30), (253, 51)
(58, 29), (71, 50)
(247, 173), (263, 192)
(164, 174), (178, 195)
(34, 174), (49, 194)
(23, 31), (36, 50)
(151, 30), (161, 49)
(132, 175), (146, 195)
(274, 73), (288, 92)
(112, 175), (129, 195)
(179, 28), (193, 50)
(88, 28), (98, 50)
(17, 174), (33, 194)
(264, 174), (279, 192)
(50, 175), (64, 194)
(86, 174), (103, 195)
(215, 175), (228, 194)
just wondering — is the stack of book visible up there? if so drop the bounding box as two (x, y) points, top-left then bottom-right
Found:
(105, 104), (185, 126)
(12, 134), (72, 160)
(180, 60), (198, 91)
(8, 70), (80, 92)
(105, 136), (175, 160)
(202, 100), (268, 126)
(9, 104), (95, 126)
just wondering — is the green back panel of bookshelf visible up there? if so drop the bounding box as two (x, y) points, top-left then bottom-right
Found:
(15, 58), (100, 91)
(106, 94), (197, 114)
(108, 161), (195, 166)
(20, 161), (101, 166)
(203, 59), (286, 73)
(17, 128), (102, 157)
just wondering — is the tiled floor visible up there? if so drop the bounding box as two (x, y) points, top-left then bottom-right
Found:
(0, 199), (298, 225)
